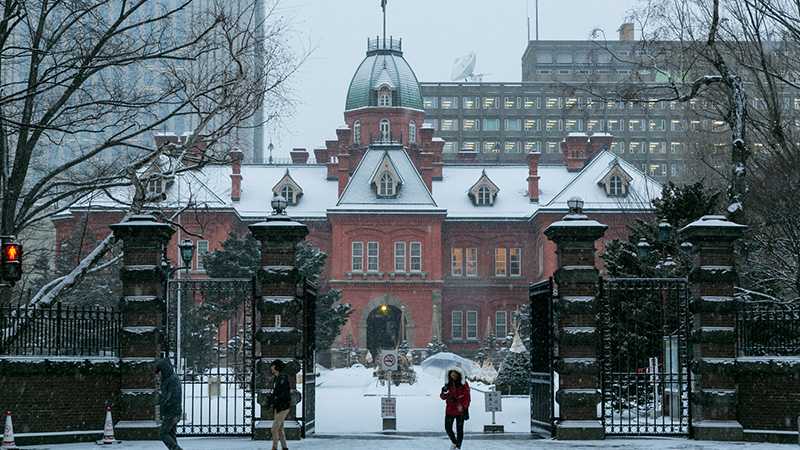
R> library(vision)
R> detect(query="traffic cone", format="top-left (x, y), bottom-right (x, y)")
top-left (97, 405), bottom-right (119, 445)
top-left (1, 411), bottom-right (18, 450)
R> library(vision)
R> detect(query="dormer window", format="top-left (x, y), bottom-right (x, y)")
top-left (379, 172), bottom-right (395, 197)
top-left (147, 178), bottom-right (164, 196)
top-left (409, 121), bottom-right (417, 144)
top-left (378, 87), bottom-right (392, 106)
top-left (380, 119), bottom-right (391, 142)
top-left (468, 170), bottom-right (500, 206)
top-left (354, 121), bottom-right (361, 145)
top-left (273, 169), bottom-right (303, 205)
top-left (598, 160), bottom-right (633, 197)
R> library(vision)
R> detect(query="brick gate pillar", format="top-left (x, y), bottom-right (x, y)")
top-left (679, 215), bottom-right (747, 441)
top-left (109, 214), bottom-right (175, 440)
top-left (544, 198), bottom-right (607, 440)
top-left (249, 197), bottom-right (309, 441)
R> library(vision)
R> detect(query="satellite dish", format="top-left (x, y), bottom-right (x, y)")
top-left (451, 52), bottom-right (477, 82)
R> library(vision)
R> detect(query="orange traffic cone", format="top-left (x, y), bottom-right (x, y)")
top-left (1, 411), bottom-right (18, 450)
top-left (96, 405), bottom-right (120, 445)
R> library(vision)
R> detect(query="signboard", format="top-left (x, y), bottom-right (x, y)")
top-left (381, 397), bottom-right (397, 418)
top-left (485, 390), bottom-right (502, 413)
top-left (379, 350), bottom-right (399, 372)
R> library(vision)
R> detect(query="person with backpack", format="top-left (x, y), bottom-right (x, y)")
top-left (440, 368), bottom-right (471, 449)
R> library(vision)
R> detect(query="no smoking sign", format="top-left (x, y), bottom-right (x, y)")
top-left (379, 351), bottom-right (399, 372)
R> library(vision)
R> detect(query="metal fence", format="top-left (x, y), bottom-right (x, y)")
top-left (0, 303), bottom-right (122, 357)
top-left (737, 301), bottom-right (800, 357)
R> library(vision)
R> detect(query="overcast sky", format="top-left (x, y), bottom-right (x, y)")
top-left (268, 0), bottom-right (639, 159)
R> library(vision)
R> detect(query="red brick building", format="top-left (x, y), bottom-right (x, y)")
top-left (54, 37), bottom-right (659, 355)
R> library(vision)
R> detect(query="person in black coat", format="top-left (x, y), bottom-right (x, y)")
top-left (155, 359), bottom-right (183, 450)
top-left (268, 360), bottom-right (291, 450)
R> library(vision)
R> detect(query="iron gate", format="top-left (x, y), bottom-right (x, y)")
top-left (600, 278), bottom-right (691, 435)
top-left (166, 278), bottom-right (255, 436)
top-left (301, 280), bottom-right (317, 437)
top-left (529, 278), bottom-right (555, 437)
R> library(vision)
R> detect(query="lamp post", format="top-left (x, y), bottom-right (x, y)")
top-left (658, 220), bottom-right (673, 243)
top-left (637, 237), bottom-right (651, 260)
top-left (176, 239), bottom-right (194, 373)
top-left (567, 196), bottom-right (585, 215)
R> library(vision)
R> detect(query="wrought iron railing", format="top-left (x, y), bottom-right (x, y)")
top-left (0, 303), bottom-right (122, 357)
top-left (737, 300), bottom-right (800, 357)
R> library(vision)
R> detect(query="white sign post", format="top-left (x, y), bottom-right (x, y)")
top-left (483, 386), bottom-right (504, 433)
top-left (379, 351), bottom-right (399, 431)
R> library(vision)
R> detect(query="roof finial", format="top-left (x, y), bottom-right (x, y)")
top-left (381, 0), bottom-right (388, 47)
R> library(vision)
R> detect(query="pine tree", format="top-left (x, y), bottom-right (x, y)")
top-left (426, 335), bottom-right (448, 355)
top-left (495, 330), bottom-right (531, 395)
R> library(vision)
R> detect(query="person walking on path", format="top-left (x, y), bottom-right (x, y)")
top-left (268, 359), bottom-right (292, 450)
top-left (155, 358), bottom-right (183, 450)
top-left (440, 368), bottom-right (471, 449)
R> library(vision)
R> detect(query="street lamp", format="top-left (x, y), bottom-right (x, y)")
top-left (637, 238), bottom-right (652, 259)
top-left (179, 239), bottom-right (194, 267)
top-left (271, 194), bottom-right (288, 215)
top-left (567, 196), bottom-right (584, 215)
top-left (658, 220), bottom-right (673, 243)
top-left (175, 239), bottom-right (194, 373)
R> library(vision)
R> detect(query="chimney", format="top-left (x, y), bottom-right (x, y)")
top-left (314, 148), bottom-right (329, 165)
top-left (420, 151), bottom-right (434, 193)
top-left (325, 140), bottom-right (339, 180)
top-left (589, 134), bottom-right (614, 157)
top-left (335, 127), bottom-right (353, 196)
top-left (562, 133), bottom-right (590, 172)
top-left (527, 151), bottom-right (541, 202)
top-left (457, 148), bottom-right (478, 163)
top-left (430, 137), bottom-right (445, 180)
top-left (619, 23), bottom-right (634, 41)
top-left (290, 148), bottom-right (309, 164)
top-left (229, 148), bottom-right (244, 202)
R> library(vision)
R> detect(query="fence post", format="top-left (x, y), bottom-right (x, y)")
top-left (679, 215), bottom-right (746, 441)
top-left (544, 200), bottom-right (607, 440)
top-left (249, 200), bottom-right (309, 441)
top-left (109, 214), bottom-right (175, 440)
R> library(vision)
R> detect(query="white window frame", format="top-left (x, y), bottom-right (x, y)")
top-left (409, 121), bottom-right (417, 144)
top-left (378, 88), bottom-right (392, 107)
top-left (510, 248), bottom-right (522, 277)
top-left (367, 241), bottom-right (379, 272)
top-left (466, 247), bottom-right (478, 277)
top-left (466, 311), bottom-right (478, 340)
top-left (353, 121), bottom-right (361, 144)
top-left (378, 172), bottom-right (395, 197)
top-left (495, 311), bottom-right (508, 339)
top-left (451, 248), bottom-right (464, 277)
top-left (394, 241), bottom-right (406, 273)
top-left (351, 241), bottom-right (364, 272)
top-left (609, 176), bottom-right (623, 196)
top-left (196, 240), bottom-right (209, 271)
top-left (477, 186), bottom-right (492, 206)
top-left (380, 119), bottom-right (391, 141)
top-left (281, 184), bottom-right (295, 205)
top-left (451, 311), bottom-right (463, 340)
top-left (410, 241), bottom-right (422, 272)
top-left (495, 247), bottom-right (508, 277)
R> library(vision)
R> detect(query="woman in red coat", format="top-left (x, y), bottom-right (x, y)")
top-left (440, 368), bottom-right (471, 449)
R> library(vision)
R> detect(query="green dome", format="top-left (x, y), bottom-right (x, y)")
top-left (345, 38), bottom-right (423, 111)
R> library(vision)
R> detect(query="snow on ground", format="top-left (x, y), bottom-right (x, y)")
top-left (27, 437), bottom-right (798, 450)
top-left (314, 365), bottom-right (530, 433)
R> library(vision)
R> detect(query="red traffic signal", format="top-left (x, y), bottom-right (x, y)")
top-left (1, 241), bottom-right (22, 283)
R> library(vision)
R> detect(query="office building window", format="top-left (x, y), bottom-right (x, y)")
top-left (483, 96), bottom-right (499, 109)
top-left (367, 241), bottom-right (379, 272)
top-left (463, 119), bottom-right (479, 131)
top-left (510, 248), bottom-right (521, 276)
top-left (505, 141), bottom-right (521, 153)
top-left (466, 311), bottom-right (478, 340)
top-left (504, 97), bottom-right (520, 109)
top-left (525, 141), bottom-right (541, 152)
top-left (565, 119), bottom-right (581, 132)
top-left (523, 97), bottom-right (540, 109)
top-left (443, 141), bottom-right (457, 153)
top-left (440, 96), bottom-right (458, 109)
top-left (451, 311), bottom-right (463, 340)
top-left (451, 248), bottom-right (463, 276)
top-left (671, 120), bottom-right (684, 132)
top-left (587, 119), bottom-right (603, 132)
top-left (495, 248), bottom-right (508, 277)
top-left (649, 119), bottom-right (666, 131)
top-left (423, 97), bottom-right (438, 109)
top-left (629, 119), bottom-right (645, 132)
top-left (463, 96), bottom-right (479, 109)
top-left (546, 141), bottom-right (559, 153)
top-left (196, 240), bottom-right (209, 271)
top-left (611, 142), bottom-right (624, 154)
top-left (524, 119), bottom-right (539, 131)
top-left (495, 311), bottom-right (508, 339)
top-left (629, 142), bottom-right (642, 154)
top-left (466, 248), bottom-right (478, 277)
top-left (440, 119), bottom-right (458, 131)
top-left (423, 119), bottom-right (438, 130)
top-left (545, 119), bottom-right (561, 132)
top-left (462, 141), bottom-right (478, 151)
top-left (649, 142), bottom-right (665, 153)
top-left (607, 119), bottom-right (622, 132)
top-left (565, 97), bottom-right (579, 108)
top-left (394, 242), bottom-right (406, 272)
top-left (483, 118), bottom-right (500, 131)
top-left (351, 242), bottom-right (363, 272)
top-left (545, 97), bottom-right (560, 109)
top-left (505, 118), bottom-right (522, 131)
top-left (483, 141), bottom-right (499, 153)
top-left (410, 241), bottom-right (422, 272)
top-left (670, 142), bottom-right (683, 153)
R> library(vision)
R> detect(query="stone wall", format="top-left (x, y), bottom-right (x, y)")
top-left (0, 359), bottom-right (120, 443)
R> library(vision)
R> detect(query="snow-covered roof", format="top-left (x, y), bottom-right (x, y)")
top-left (63, 148), bottom-right (660, 222)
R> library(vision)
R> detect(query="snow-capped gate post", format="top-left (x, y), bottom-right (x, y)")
top-left (109, 214), bottom-right (175, 440)
top-left (544, 197), bottom-right (607, 440)
top-left (250, 195), bottom-right (309, 441)
top-left (679, 215), bottom-right (747, 441)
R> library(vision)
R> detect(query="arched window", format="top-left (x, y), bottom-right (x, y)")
top-left (281, 185), bottom-right (295, 204)
top-left (379, 172), bottom-right (395, 197)
top-left (380, 119), bottom-right (391, 142)
top-left (353, 121), bottom-right (361, 145)
top-left (477, 186), bottom-right (492, 206)
top-left (409, 121), bottom-right (417, 144)
top-left (378, 87), bottom-right (392, 107)
top-left (609, 175), bottom-right (623, 196)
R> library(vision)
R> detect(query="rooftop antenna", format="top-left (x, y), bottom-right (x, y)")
top-left (526, 0), bottom-right (531, 42)
top-left (536, 0), bottom-right (540, 40)
top-left (381, 0), bottom-right (388, 47)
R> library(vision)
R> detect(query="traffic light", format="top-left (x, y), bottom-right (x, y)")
top-left (1, 239), bottom-right (22, 284)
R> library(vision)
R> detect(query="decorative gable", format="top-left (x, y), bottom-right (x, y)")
top-left (468, 170), bottom-right (500, 206)
top-left (598, 160), bottom-right (634, 197)
top-left (272, 169), bottom-right (303, 205)
top-left (369, 151), bottom-right (404, 198)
